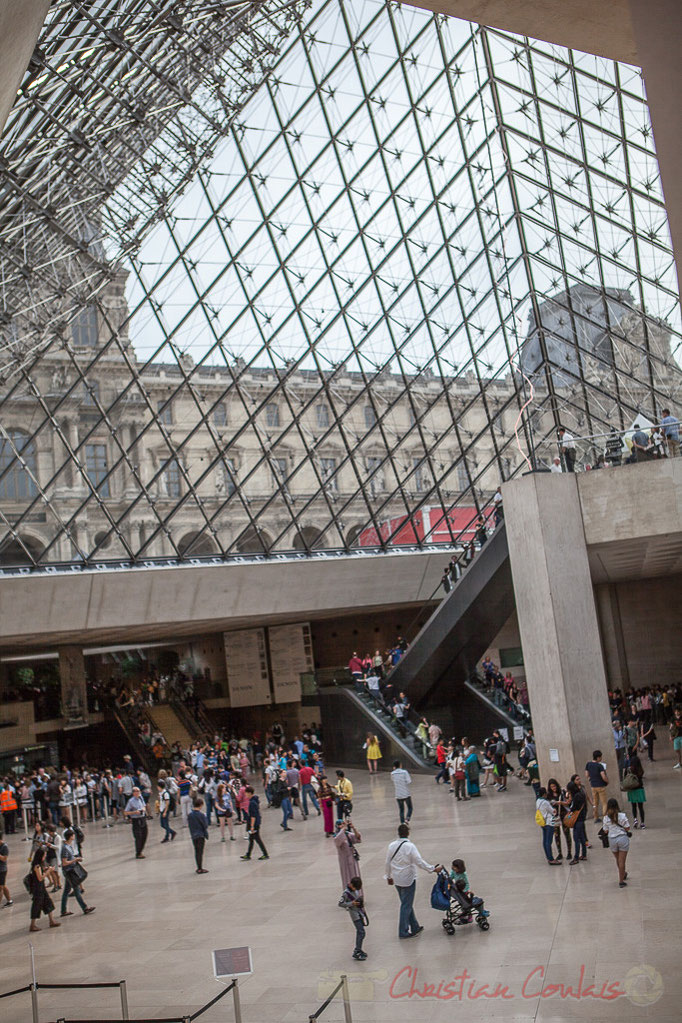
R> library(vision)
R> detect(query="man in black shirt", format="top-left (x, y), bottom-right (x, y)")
top-left (584, 751), bottom-right (608, 821)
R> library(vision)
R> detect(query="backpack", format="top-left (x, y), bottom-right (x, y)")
top-left (23, 872), bottom-right (33, 894)
top-left (430, 872), bottom-right (450, 911)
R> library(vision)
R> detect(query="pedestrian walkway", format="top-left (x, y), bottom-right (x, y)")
top-left (0, 752), bottom-right (679, 1022)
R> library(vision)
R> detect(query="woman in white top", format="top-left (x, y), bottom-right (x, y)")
top-left (450, 752), bottom-right (468, 801)
top-left (602, 798), bottom-right (631, 887)
top-left (536, 788), bottom-right (561, 865)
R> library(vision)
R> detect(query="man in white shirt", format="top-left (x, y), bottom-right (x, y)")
top-left (384, 824), bottom-right (440, 939)
top-left (549, 456), bottom-right (563, 473)
top-left (558, 427), bottom-right (576, 472)
top-left (390, 761), bottom-right (413, 824)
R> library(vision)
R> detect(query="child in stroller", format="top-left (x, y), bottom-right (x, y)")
top-left (433, 858), bottom-right (490, 935)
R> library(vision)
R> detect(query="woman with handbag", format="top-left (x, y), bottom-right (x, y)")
top-left (564, 780), bottom-right (588, 863)
top-left (602, 798), bottom-right (632, 887)
top-left (59, 828), bottom-right (96, 918)
top-left (623, 750), bottom-right (647, 829)
top-left (28, 848), bottom-right (60, 932)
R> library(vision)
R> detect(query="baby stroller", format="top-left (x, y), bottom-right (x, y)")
top-left (431, 870), bottom-right (490, 935)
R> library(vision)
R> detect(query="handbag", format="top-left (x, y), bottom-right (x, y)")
top-left (67, 862), bottom-right (88, 885)
top-left (620, 771), bottom-right (640, 791)
top-left (454, 770), bottom-right (465, 781)
top-left (597, 827), bottom-right (609, 849)
top-left (563, 809), bottom-right (580, 829)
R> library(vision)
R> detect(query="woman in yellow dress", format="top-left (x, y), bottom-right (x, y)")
top-left (364, 733), bottom-right (382, 773)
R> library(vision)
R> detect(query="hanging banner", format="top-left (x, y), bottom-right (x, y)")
top-left (224, 629), bottom-right (271, 707)
top-left (268, 622), bottom-right (314, 704)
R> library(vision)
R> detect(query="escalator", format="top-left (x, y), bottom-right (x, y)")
top-left (317, 683), bottom-right (434, 773)
top-left (388, 524), bottom-right (515, 708)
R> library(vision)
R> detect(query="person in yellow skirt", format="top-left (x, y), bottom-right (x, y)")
top-left (364, 733), bottom-right (382, 773)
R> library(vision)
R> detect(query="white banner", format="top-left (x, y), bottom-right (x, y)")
top-left (224, 629), bottom-right (271, 707)
top-left (268, 622), bottom-right (314, 704)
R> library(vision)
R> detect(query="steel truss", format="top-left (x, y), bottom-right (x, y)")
top-left (0, 0), bottom-right (680, 570)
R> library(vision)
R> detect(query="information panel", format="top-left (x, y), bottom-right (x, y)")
top-left (224, 628), bottom-right (271, 707)
top-left (268, 622), bottom-right (314, 704)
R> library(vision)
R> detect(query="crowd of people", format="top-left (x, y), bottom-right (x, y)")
top-left (551, 411), bottom-right (679, 473)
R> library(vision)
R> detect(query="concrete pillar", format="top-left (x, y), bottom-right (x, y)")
top-left (503, 472), bottom-right (616, 796)
top-left (58, 645), bottom-right (88, 724)
top-left (628, 0), bottom-right (682, 294)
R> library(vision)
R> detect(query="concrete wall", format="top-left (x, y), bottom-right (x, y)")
top-left (480, 610), bottom-right (526, 681)
top-left (0, 549), bottom-right (444, 651)
top-left (596, 576), bottom-right (682, 689)
top-left (0, 0), bottom-right (50, 137)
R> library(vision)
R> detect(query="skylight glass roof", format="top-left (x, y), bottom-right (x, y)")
top-left (0, 0), bottom-right (679, 568)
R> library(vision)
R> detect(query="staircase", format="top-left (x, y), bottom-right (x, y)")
top-left (150, 703), bottom-right (195, 749)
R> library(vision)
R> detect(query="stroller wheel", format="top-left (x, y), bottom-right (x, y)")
top-left (478, 919), bottom-right (490, 931)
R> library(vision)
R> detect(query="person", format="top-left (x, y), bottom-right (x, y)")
top-left (464, 745), bottom-right (482, 797)
top-left (624, 749), bottom-right (646, 829)
top-left (603, 798), bottom-right (631, 887)
top-left (428, 721), bottom-right (442, 747)
top-left (0, 781), bottom-right (17, 834)
top-left (334, 818), bottom-right (362, 895)
top-left (341, 877), bottom-right (368, 961)
top-left (535, 788), bottom-right (561, 865)
top-left (390, 761), bottom-right (413, 823)
top-left (565, 780), bottom-right (587, 864)
top-left (215, 782), bottom-right (235, 842)
top-left (434, 742), bottom-right (448, 784)
top-left (660, 408), bottom-right (680, 458)
top-left (547, 778), bottom-right (571, 861)
top-left (584, 751), bottom-right (609, 821)
top-left (272, 771), bottom-right (293, 831)
top-left (492, 736), bottom-right (508, 792)
top-left (318, 774), bottom-right (336, 838)
top-left (613, 720), bottom-right (627, 780)
top-left (363, 733), bottom-right (382, 773)
top-left (558, 426), bottom-right (576, 472)
top-left (550, 456), bottom-right (563, 473)
top-left (241, 786), bottom-right (268, 860)
top-left (188, 797), bottom-right (209, 874)
top-left (60, 828), bottom-right (96, 918)
top-left (348, 652), bottom-right (363, 680)
top-left (28, 847), bottom-right (60, 932)
top-left (299, 762), bottom-right (321, 817)
top-left (0, 836), bottom-right (12, 907)
top-left (177, 770), bottom-right (193, 827)
top-left (384, 823), bottom-right (440, 939)
top-left (334, 770), bottom-right (353, 818)
top-left (451, 750), bottom-right (468, 801)
top-left (640, 719), bottom-right (656, 762)
top-left (157, 779), bottom-right (177, 844)
top-left (124, 786), bottom-right (148, 859)
top-left (441, 566), bottom-right (452, 594)
top-left (631, 423), bottom-right (652, 461)
top-left (493, 485), bottom-right (503, 524)
top-left (669, 709), bottom-right (682, 768)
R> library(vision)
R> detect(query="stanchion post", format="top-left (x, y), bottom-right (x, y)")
top-left (74, 798), bottom-right (81, 829)
top-left (90, 793), bottom-right (96, 823)
top-left (22, 806), bottom-right (31, 841)
top-left (341, 974), bottom-right (352, 1023)
top-left (119, 979), bottom-right (129, 1020)
top-left (30, 982), bottom-right (39, 1023)
top-left (232, 979), bottom-right (242, 1023)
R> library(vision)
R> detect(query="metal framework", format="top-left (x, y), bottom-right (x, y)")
top-left (0, 0), bottom-right (680, 569)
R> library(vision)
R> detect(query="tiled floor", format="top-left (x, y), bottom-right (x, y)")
top-left (0, 751), bottom-right (680, 1022)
